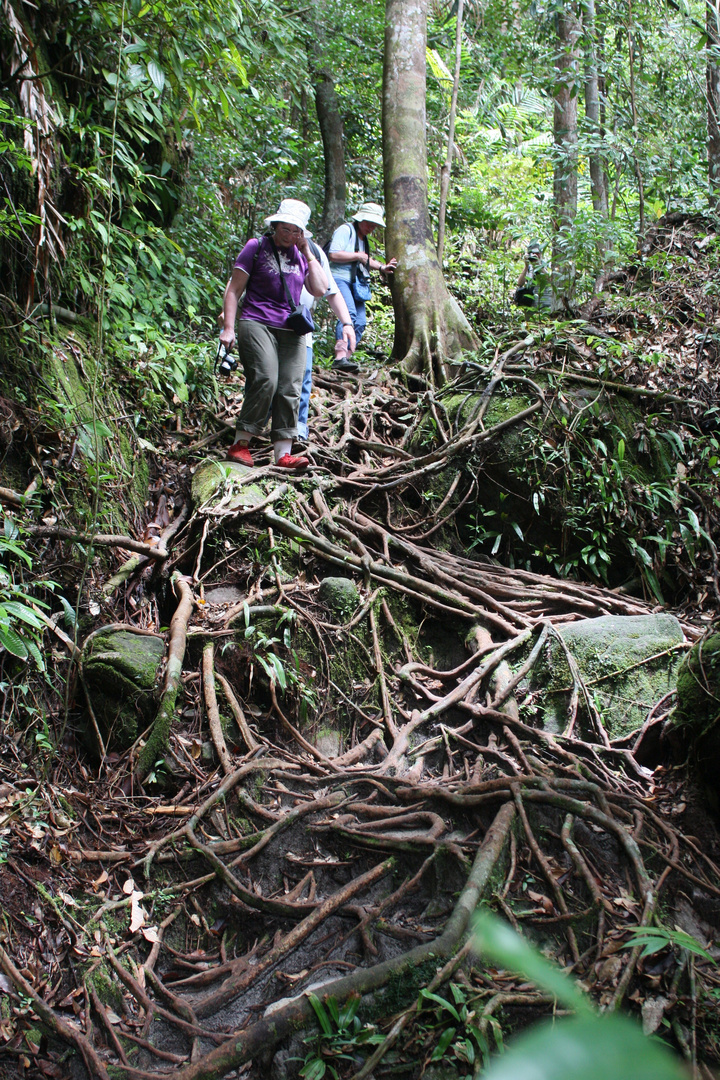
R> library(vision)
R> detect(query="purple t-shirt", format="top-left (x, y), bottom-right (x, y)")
top-left (234, 236), bottom-right (308, 328)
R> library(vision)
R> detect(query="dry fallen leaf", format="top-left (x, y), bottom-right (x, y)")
top-left (642, 995), bottom-right (670, 1035)
top-left (595, 954), bottom-right (623, 984)
top-left (129, 891), bottom-right (146, 933)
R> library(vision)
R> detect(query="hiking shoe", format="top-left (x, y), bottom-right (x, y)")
top-left (227, 442), bottom-right (253, 466)
top-left (332, 358), bottom-right (359, 374)
top-left (276, 453), bottom-right (309, 471)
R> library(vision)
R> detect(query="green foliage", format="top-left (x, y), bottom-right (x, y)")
top-left (0, 519), bottom-right (52, 669)
top-left (463, 386), bottom-right (718, 602)
top-left (415, 981), bottom-right (502, 1074)
top-left (298, 993), bottom-right (383, 1080)
top-left (482, 1013), bottom-right (687, 1080)
top-left (473, 910), bottom-right (686, 1080)
top-left (624, 925), bottom-right (715, 962)
top-left (474, 910), bottom-right (592, 1015)
top-left (240, 604), bottom-right (318, 721)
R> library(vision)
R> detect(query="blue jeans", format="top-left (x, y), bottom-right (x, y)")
top-left (334, 279), bottom-right (367, 345)
top-left (297, 344), bottom-right (313, 440)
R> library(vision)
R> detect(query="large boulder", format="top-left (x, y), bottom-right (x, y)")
top-left (536, 613), bottom-right (685, 738)
top-left (82, 629), bottom-right (166, 750)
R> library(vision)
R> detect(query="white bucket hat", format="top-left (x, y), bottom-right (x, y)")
top-left (352, 201), bottom-right (386, 227)
top-left (265, 199), bottom-right (312, 233)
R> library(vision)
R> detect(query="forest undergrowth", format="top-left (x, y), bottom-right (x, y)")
top-left (0, 213), bottom-right (719, 1080)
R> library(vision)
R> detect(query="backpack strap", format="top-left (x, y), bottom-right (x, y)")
top-left (350, 223), bottom-right (370, 285)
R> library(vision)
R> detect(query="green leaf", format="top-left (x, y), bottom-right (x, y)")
top-left (0, 624), bottom-right (29, 658)
top-left (624, 926), bottom-right (714, 961)
top-left (481, 1014), bottom-right (686, 1080)
top-left (418, 990), bottom-right (462, 1022)
top-left (430, 1026), bottom-right (457, 1061)
top-left (472, 911), bottom-right (592, 1015)
top-left (26, 640), bottom-right (45, 671)
top-left (2, 601), bottom-right (44, 629)
top-left (300, 1059), bottom-right (326, 1080)
top-left (270, 653), bottom-right (287, 692)
top-left (307, 994), bottom-right (333, 1037)
top-left (147, 61), bottom-right (166, 92)
top-left (59, 596), bottom-right (77, 629)
top-left (685, 508), bottom-right (701, 537)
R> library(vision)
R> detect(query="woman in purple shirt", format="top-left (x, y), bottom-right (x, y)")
top-left (220, 199), bottom-right (327, 470)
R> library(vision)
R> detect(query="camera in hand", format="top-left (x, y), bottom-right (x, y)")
top-left (216, 341), bottom-right (237, 375)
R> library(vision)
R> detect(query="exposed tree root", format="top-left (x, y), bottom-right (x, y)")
top-left (2, 329), bottom-right (718, 1080)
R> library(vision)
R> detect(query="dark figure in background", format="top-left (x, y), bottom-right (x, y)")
top-left (514, 241), bottom-right (552, 311)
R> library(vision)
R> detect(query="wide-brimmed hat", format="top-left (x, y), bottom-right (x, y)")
top-left (352, 201), bottom-right (385, 227)
top-left (265, 199), bottom-right (312, 233)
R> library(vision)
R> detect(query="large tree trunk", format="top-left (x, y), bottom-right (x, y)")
top-left (437, 0), bottom-right (464, 264)
top-left (382, 0), bottom-right (478, 386)
top-left (552, 2), bottom-right (581, 306)
top-left (314, 72), bottom-right (347, 243)
top-left (583, 0), bottom-right (608, 219)
top-left (708, 0), bottom-right (720, 206)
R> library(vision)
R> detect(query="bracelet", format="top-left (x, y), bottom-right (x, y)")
top-left (342, 323), bottom-right (352, 327)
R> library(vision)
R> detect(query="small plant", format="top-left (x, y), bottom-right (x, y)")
top-left (624, 925), bottom-right (715, 962)
top-left (416, 982), bottom-right (498, 1074)
top-left (0, 519), bottom-right (53, 668)
top-left (298, 993), bottom-right (383, 1080)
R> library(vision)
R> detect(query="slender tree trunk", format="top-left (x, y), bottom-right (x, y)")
top-left (308, 0), bottom-right (347, 243)
top-left (437, 0), bottom-right (464, 263)
top-left (314, 72), bottom-right (347, 243)
top-left (627, 0), bottom-right (645, 238)
top-left (552, 2), bottom-right (581, 305)
top-left (583, 0), bottom-right (608, 218)
top-left (708, 0), bottom-right (720, 206)
top-left (383, 0), bottom-right (478, 385)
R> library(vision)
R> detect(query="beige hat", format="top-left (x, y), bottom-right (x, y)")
top-left (265, 199), bottom-right (312, 232)
top-left (352, 201), bottom-right (386, 227)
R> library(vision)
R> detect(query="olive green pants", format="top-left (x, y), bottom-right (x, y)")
top-left (236, 319), bottom-right (306, 441)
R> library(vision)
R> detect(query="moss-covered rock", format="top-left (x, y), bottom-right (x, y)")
top-left (535, 613), bottom-right (685, 738)
top-left (318, 576), bottom-right (360, 616)
top-left (670, 630), bottom-right (720, 809)
top-left (191, 458), bottom-right (266, 510)
top-left (82, 629), bottom-right (166, 750)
